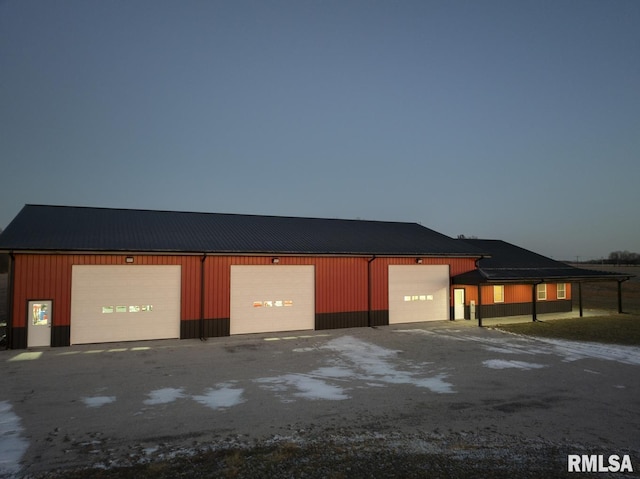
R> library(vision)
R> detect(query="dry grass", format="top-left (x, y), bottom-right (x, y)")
top-left (495, 265), bottom-right (640, 345)
top-left (570, 264), bottom-right (640, 314)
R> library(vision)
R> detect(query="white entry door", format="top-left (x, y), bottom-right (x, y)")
top-left (230, 265), bottom-right (315, 335)
top-left (388, 265), bottom-right (450, 324)
top-left (454, 288), bottom-right (465, 320)
top-left (27, 300), bottom-right (52, 347)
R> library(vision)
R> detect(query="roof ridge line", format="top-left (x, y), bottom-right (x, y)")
top-left (22, 204), bottom-right (423, 226)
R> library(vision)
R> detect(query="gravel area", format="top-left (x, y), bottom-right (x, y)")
top-left (24, 429), bottom-right (639, 478)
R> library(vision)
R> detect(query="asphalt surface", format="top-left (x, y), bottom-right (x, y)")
top-left (2, 321), bottom-right (640, 477)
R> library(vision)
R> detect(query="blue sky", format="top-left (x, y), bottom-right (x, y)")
top-left (1, 0), bottom-right (638, 261)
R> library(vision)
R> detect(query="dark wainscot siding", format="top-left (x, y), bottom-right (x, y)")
top-left (315, 311), bottom-right (368, 330)
top-left (478, 300), bottom-right (572, 319)
top-left (181, 318), bottom-right (230, 339)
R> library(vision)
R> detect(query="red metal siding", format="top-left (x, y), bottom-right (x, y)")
top-left (203, 256), bottom-right (369, 319)
top-left (11, 253), bottom-right (479, 330)
top-left (506, 284), bottom-right (532, 304)
top-left (203, 256), bottom-right (476, 319)
top-left (458, 282), bottom-right (572, 307)
top-left (11, 254), bottom-right (201, 328)
top-left (315, 257), bottom-right (367, 314)
top-left (12, 255), bottom-right (72, 328)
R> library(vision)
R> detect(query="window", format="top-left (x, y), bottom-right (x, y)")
top-left (102, 305), bottom-right (153, 313)
top-left (403, 294), bottom-right (432, 302)
top-left (493, 285), bottom-right (504, 303)
top-left (557, 283), bottom-right (566, 299)
top-left (537, 284), bottom-right (547, 301)
top-left (30, 301), bottom-right (52, 326)
top-left (253, 300), bottom-right (293, 308)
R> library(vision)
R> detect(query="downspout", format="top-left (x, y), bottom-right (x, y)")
top-left (474, 257), bottom-right (485, 327)
top-left (200, 253), bottom-right (207, 341)
top-left (4, 252), bottom-right (14, 349)
top-left (367, 255), bottom-right (376, 327)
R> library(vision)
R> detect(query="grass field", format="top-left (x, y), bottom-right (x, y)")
top-left (496, 265), bottom-right (640, 345)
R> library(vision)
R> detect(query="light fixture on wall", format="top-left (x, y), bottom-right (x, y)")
top-left (416, 258), bottom-right (423, 264)
top-left (272, 258), bottom-right (280, 264)
top-left (125, 256), bottom-right (134, 263)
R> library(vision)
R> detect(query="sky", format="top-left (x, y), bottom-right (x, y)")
top-left (1, 0), bottom-right (638, 261)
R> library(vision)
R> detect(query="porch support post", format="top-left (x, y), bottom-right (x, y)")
top-left (532, 283), bottom-right (538, 322)
top-left (477, 284), bottom-right (482, 327)
top-left (578, 282), bottom-right (583, 317)
top-left (618, 280), bottom-right (624, 314)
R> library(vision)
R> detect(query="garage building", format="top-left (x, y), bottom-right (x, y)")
top-left (0, 205), bottom-right (483, 349)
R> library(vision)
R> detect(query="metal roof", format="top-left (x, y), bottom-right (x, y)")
top-left (0, 205), bottom-right (485, 256)
top-left (452, 239), bottom-right (632, 283)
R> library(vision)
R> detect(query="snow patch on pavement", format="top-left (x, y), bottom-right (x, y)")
top-left (0, 401), bottom-right (29, 478)
top-left (256, 374), bottom-right (350, 401)
top-left (144, 388), bottom-right (186, 405)
top-left (256, 336), bottom-right (455, 402)
top-left (192, 383), bottom-right (245, 410)
top-left (323, 336), bottom-right (455, 394)
top-left (395, 328), bottom-right (640, 366)
top-left (483, 359), bottom-right (547, 370)
top-left (82, 396), bottom-right (116, 408)
top-left (534, 338), bottom-right (640, 366)
top-left (409, 374), bottom-right (457, 393)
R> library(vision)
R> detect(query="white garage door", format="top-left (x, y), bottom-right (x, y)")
top-left (70, 265), bottom-right (181, 344)
top-left (230, 265), bottom-right (315, 335)
top-left (388, 265), bottom-right (450, 324)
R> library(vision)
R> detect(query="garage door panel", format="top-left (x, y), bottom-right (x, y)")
top-left (71, 265), bottom-right (181, 344)
top-left (389, 265), bottom-right (449, 324)
top-left (230, 265), bottom-right (314, 335)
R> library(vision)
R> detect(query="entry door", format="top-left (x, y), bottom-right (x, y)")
top-left (454, 289), bottom-right (465, 320)
top-left (27, 300), bottom-right (52, 347)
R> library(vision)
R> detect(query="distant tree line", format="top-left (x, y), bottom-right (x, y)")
top-left (584, 251), bottom-right (640, 265)
top-left (607, 251), bottom-right (640, 265)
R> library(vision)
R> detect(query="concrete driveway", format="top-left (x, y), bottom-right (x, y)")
top-left (2, 321), bottom-right (640, 477)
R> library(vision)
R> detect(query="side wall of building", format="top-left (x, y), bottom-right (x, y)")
top-left (189, 255), bottom-right (478, 335)
top-left (453, 283), bottom-right (573, 319)
top-left (10, 254), bottom-right (202, 348)
top-left (8, 253), bottom-right (478, 348)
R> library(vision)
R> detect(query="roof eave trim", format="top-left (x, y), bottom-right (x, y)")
top-left (3, 248), bottom-right (485, 258)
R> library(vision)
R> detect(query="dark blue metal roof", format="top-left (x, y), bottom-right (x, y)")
top-left (453, 239), bottom-right (631, 283)
top-left (0, 205), bottom-right (484, 256)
